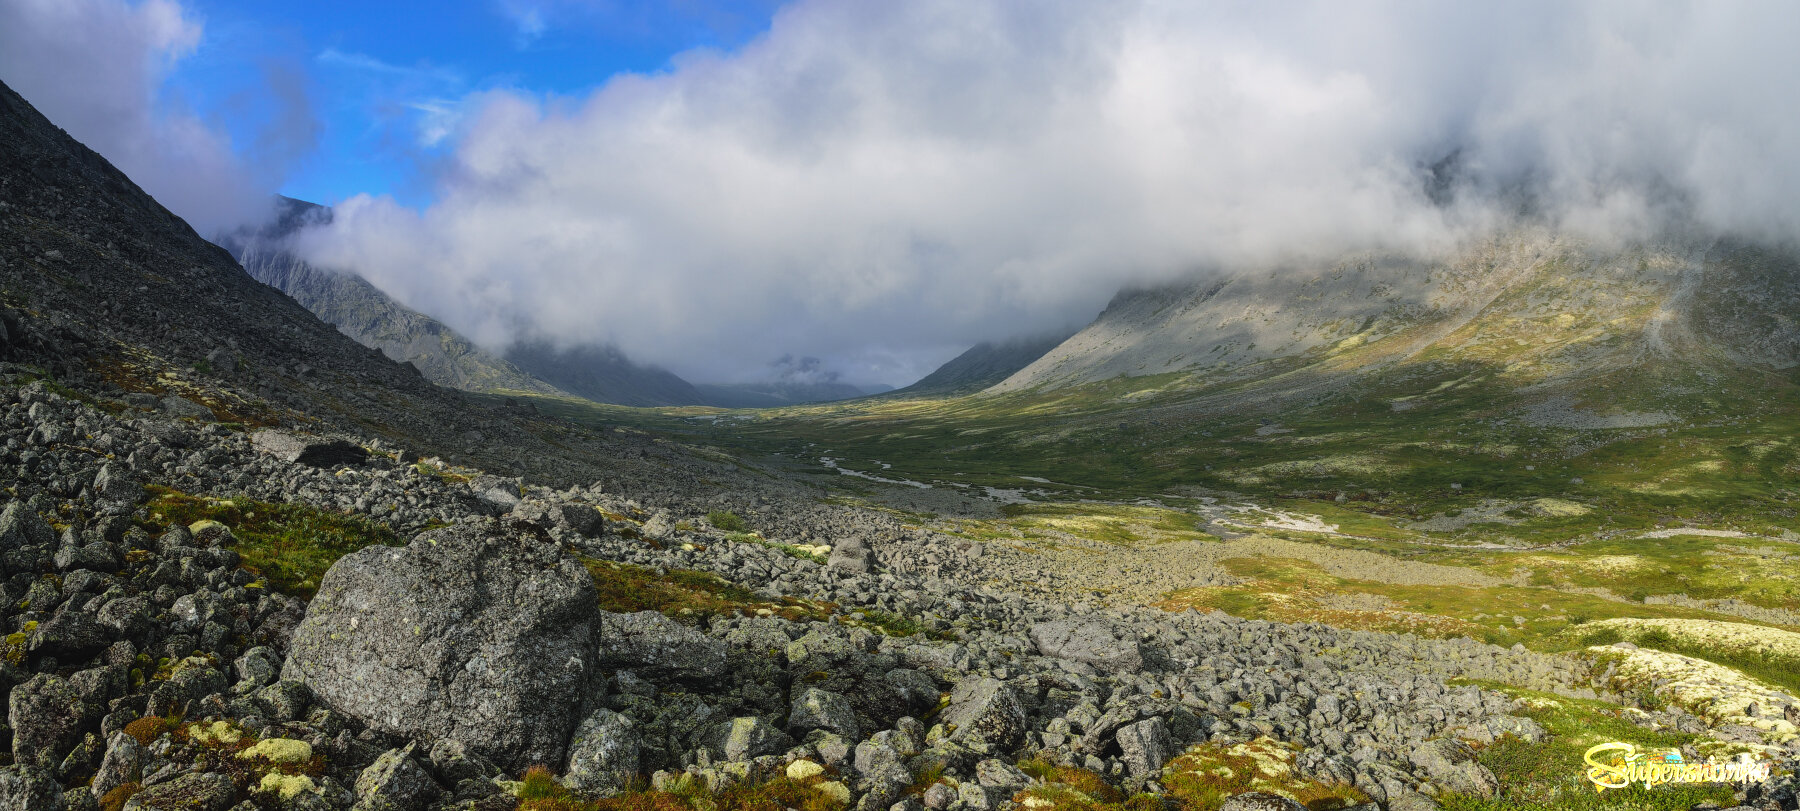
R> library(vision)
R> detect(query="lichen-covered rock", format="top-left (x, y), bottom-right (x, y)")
top-left (123, 772), bottom-right (237, 811)
top-left (596, 611), bottom-right (727, 680)
top-left (562, 709), bottom-right (640, 796)
top-left (705, 717), bottom-right (792, 763)
top-left (788, 688), bottom-right (860, 741)
top-left (941, 678), bottom-right (1027, 749)
top-left (1028, 621), bottom-right (1144, 674)
top-left (0, 765), bottom-right (62, 811)
top-left (1116, 717), bottom-right (1172, 778)
top-left (282, 520), bottom-right (602, 771)
top-left (9, 674), bottom-right (99, 769)
top-left (353, 744), bottom-right (440, 811)
top-left (1218, 793), bottom-right (1307, 811)
top-left (89, 732), bottom-right (144, 800)
top-left (1407, 739), bottom-right (1496, 798)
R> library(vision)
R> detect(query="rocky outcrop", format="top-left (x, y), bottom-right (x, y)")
top-left (282, 520), bottom-right (603, 771)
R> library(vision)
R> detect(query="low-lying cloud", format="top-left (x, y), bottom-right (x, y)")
top-left (0, 0), bottom-right (315, 235)
top-left (42, 0), bottom-right (1795, 387)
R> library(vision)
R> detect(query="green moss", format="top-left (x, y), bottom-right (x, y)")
top-left (707, 511), bottom-right (749, 532)
top-left (143, 487), bottom-right (400, 597)
top-left (581, 558), bottom-right (834, 624)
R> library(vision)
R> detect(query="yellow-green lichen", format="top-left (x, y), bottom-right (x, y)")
top-left (257, 773), bottom-right (319, 800)
top-left (238, 738), bottom-right (312, 764)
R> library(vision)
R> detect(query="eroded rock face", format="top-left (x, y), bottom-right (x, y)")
top-left (282, 519), bottom-right (603, 771)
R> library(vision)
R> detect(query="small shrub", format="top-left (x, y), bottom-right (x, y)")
top-left (707, 511), bottom-right (748, 532)
top-left (1580, 627), bottom-right (1623, 646)
top-left (1636, 628), bottom-right (1676, 649)
top-left (98, 783), bottom-right (140, 811)
top-left (124, 716), bottom-right (180, 746)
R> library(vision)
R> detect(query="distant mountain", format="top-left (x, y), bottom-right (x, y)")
top-left (693, 381), bottom-right (878, 408)
top-left (221, 198), bottom-right (564, 396)
top-left (893, 331), bottom-right (1073, 397)
top-left (991, 231), bottom-right (1800, 405)
top-left (504, 341), bottom-right (712, 408)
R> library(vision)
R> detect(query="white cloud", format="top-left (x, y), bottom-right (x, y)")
top-left (286, 1), bottom-right (1800, 385)
top-left (0, 0), bottom-right (293, 234)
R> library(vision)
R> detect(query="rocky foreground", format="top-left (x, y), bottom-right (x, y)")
top-left (3, 377), bottom-right (1798, 811)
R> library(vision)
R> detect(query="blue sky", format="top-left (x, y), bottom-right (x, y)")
top-left (170, 0), bottom-right (782, 207)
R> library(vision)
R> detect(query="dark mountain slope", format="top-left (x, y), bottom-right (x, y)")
top-left (503, 341), bottom-right (712, 407)
top-left (893, 331), bottom-right (1073, 397)
top-left (0, 78), bottom-right (610, 482)
top-left (222, 198), bottom-right (564, 397)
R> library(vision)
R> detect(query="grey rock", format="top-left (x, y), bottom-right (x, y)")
top-left (424, 739), bottom-right (500, 786)
top-left (789, 688), bottom-right (861, 741)
top-left (91, 464), bottom-right (142, 514)
top-left (0, 765), bottom-right (62, 811)
top-left (922, 782), bottom-right (956, 811)
top-left (563, 709), bottom-right (640, 796)
top-left (9, 674), bottom-right (98, 769)
top-left (469, 477), bottom-right (521, 514)
top-left (973, 760), bottom-right (1029, 790)
top-left (354, 744), bottom-right (441, 811)
top-left (827, 542), bottom-right (873, 575)
top-left (706, 717), bottom-right (792, 763)
top-left (1116, 717), bottom-right (1172, 778)
top-left (124, 772), bottom-right (236, 811)
top-left (942, 678), bottom-right (1028, 749)
top-left (282, 520), bottom-right (602, 771)
top-left (251, 430), bottom-right (369, 467)
top-left (158, 397), bottom-right (214, 421)
top-left (596, 611), bottom-right (727, 680)
top-left (1408, 739), bottom-right (1496, 798)
top-left (252, 680), bottom-right (312, 723)
top-left (233, 647), bottom-right (282, 690)
top-left (1218, 793), bottom-right (1306, 811)
top-left (1028, 621), bottom-right (1144, 674)
top-left (90, 733), bottom-right (144, 800)
top-left (1385, 793), bottom-right (1442, 811)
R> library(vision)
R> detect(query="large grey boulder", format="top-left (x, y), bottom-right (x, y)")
top-left (596, 611), bottom-right (727, 680)
top-left (283, 520), bottom-right (603, 771)
top-left (941, 678), bottom-right (1028, 749)
top-left (1028, 621), bottom-right (1144, 674)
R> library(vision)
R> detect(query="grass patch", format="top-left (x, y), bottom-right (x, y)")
top-left (1437, 681), bottom-right (1736, 811)
top-left (581, 558), bottom-right (833, 624)
top-left (852, 609), bottom-right (957, 642)
top-left (707, 511), bottom-right (749, 532)
top-left (142, 487), bottom-right (400, 598)
top-left (1558, 618), bottom-right (1800, 696)
top-left (1160, 738), bottom-right (1369, 810)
